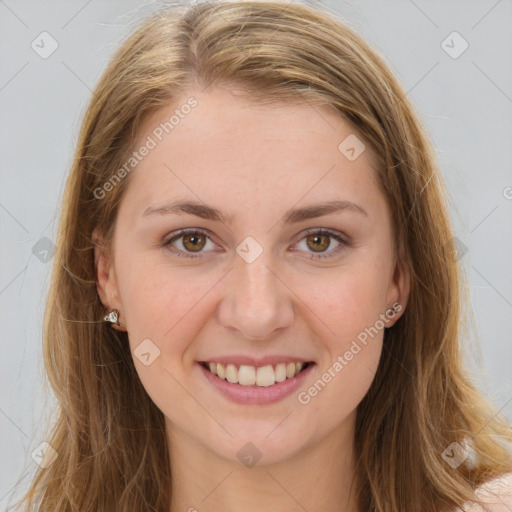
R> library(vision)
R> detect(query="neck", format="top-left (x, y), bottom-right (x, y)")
top-left (166, 413), bottom-right (361, 512)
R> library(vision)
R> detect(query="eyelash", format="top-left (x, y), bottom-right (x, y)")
top-left (162, 228), bottom-right (350, 261)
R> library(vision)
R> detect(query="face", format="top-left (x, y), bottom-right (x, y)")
top-left (95, 85), bottom-right (409, 466)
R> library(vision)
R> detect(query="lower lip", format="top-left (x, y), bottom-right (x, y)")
top-left (198, 363), bottom-right (315, 405)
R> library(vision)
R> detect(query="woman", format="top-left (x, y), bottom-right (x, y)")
top-left (13, 1), bottom-right (512, 511)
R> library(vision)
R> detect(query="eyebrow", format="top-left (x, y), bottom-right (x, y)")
top-left (142, 199), bottom-right (368, 225)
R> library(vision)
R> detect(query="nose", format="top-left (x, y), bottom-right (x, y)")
top-left (216, 251), bottom-right (295, 341)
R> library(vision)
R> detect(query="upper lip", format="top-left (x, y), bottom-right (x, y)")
top-left (198, 355), bottom-right (314, 367)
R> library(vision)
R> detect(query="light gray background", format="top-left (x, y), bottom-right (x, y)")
top-left (1, 0), bottom-right (511, 507)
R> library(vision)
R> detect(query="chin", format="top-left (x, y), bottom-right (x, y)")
top-left (207, 421), bottom-right (312, 467)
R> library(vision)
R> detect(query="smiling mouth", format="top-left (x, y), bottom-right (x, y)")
top-left (199, 361), bottom-right (313, 387)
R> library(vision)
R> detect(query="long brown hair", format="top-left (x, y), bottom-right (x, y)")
top-left (11, 1), bottom-right (512, 511)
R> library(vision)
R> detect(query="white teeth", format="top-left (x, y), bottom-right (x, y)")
top-left (256, 365), bottom-right (275, 387)
top-left (238, 364), bottom-right (256, 386)
top-left (225, 364), bottom-right (238, 383)
top-left (204, 361), bottom-right (309, 387)
top-left (275, 363), bottom-right (287, 382)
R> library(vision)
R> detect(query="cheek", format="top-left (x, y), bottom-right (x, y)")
top-left (116, 254), bottom-right (222, 361)
top-left (290, 257), bottom-right (389, 410)
top-left (295, 261), bottom-right (390, 348)
top-left (115, 260), bottom-right (214, 415)
top-left (301, 339), bottom-right (382, 436)
top-left (296, 268), bottom-right (386, 420)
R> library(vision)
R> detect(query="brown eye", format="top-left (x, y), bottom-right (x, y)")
top-left (163, 228), bottom-right (215, 259)
top-left (164, 228), bottom-right (349, 261)
top-left (305, 233), bottom-right (331, 253)
top-left (294, 229), bottom-right (349, 260)
top-left (182, 232), bottom-right (206, 252)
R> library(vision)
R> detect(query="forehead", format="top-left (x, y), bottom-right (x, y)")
top-left (120, 87), bottom-right (384, 221)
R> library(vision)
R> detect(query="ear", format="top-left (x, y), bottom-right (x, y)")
top-left (92, 227), bottom-right (121, 312)
top-left (385, 240), bottom-right (411, 328)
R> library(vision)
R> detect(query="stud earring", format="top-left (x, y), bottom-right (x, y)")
top-left (103, 309), bottom-right (125, 331)
top-left (385, 303), bottom-right (400, 317)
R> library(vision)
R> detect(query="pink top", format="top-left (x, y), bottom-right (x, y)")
top-left (461, 472), bottom-right (512, 511)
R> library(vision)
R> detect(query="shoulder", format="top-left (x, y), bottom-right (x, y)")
top-left (461, 472), bottom-right (512, 511)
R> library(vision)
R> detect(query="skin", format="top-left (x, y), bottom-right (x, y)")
top-left (95, 85), bottom-right (410, 512)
